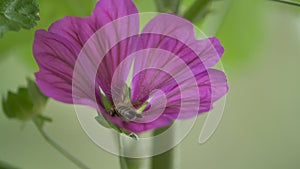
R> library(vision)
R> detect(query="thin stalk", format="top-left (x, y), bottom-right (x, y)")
top-left (154, 0), bottom-right (181, 14)
top-left (33, 121), bottom-right (90, 169)
top-left (151, 147), bottom-right (178, 169)
top-left (151, 127), bottom-right (179, 169)
top-left (213, 0), bottom-right (233, 36)
top-left (269, 0), bottom-right (300, 7)
top-left (183, 0), bottom-right (212, 23)
top-left (119, 156), bottom-right (143, 169)
top-left (118, 134), bottom-right (144, 169)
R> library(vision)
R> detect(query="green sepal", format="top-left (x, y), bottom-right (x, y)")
top-left (98, 87), bottom-right (112, 112)
top-left (2, 88), bottom-right (34, 120)
top-left (2, 78), bottom-right (50, 125)
top-left (123, 84), bottom-right (132, 103)
top-left (96, 85), bottom-right (138, 140)
top-left (33, 114), bottom-right (52, 129)
top-left (95, 114), bottom-right (111, 129)
top-left (95, 113), bottom-right (139, 141)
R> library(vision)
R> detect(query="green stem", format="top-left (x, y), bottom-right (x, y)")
top-left (33, 121), bottom-right (90, 169)
top-left (211, 0), bottom-right (233, 36)
top-left (151, 147), bottom-right (178, 169)
top-left (183, 0), bottom-right (212, 23)
top-left (119, 156), bottom-right (143, 169)
top-left (269, 0), bottom-right (300, 7)
top-left (154, 0), bottom-right (181, 14)
top-left (118, 134), bottom-right (145, 169)
top-left (151, 127), bottom-right (179, 169)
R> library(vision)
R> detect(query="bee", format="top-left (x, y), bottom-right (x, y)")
top-left (109, 103), bottom-right (143, 122)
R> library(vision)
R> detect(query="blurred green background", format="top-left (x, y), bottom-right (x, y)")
top-left (1, 0), bottom-right (300, 168)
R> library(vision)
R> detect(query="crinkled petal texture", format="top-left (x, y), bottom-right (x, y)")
top-left (33, 0), bottom-right (228, 133)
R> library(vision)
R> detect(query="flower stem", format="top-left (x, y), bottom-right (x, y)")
top-left (151, 127), bottom-right (180, 169)
top-left (119, 156), bottom-right (143, 169)
top-left (33, 121), bottom-right (90, 169)
top-left (183, 0), bottom-right (212, 23)
top-left (118, 134), bottom-right (145, 169)
top-left (151, 148), bottom-right (178, 169)
top-left (269, 0), bottom-right (300, 7)
top-left (154, 0), bottom-right (181, 14)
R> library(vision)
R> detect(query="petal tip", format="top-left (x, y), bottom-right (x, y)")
top-left (209, 37), bottom-right (225, 58)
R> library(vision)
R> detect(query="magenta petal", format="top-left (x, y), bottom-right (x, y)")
top-left (35, 70), bottom-right (72, 103)
top-left (208, 37), bottom-right (224, 59)
top-left (72, 0), bottom-right (140, 99)
top-left (48, 0), bottom-right (139, 47)
top-left (206, 69), bottom-right (229, 102)
top-left (33, 30), bottom-right (79, 66)
top-left (95, 36), bottom-right (141, 99)
top-left (75, 0), bottom-right (139, 44)
top-left (124, 116), bottom-right (172, 133)
top-left (33, 30), bottom-right (79, 103)
top-left (142, 14), bottom-right (224, 68)
top-left (91, 0), bottom-right (138, 29)
top-left (129, 42), bottom-right (228, 121)
top-left (153, 68), bottom-right (228, 121)
top-left (48, 16), bottom-right (87, 48)
top-left (131, 33), bottom-right (206, 102)
top-left (33, 30), bottom-right (95, 105)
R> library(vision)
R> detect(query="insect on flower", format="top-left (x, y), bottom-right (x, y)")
top-left (108, 103), bottom-right (143, 122)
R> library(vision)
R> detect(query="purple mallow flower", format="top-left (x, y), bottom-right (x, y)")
top-left (33, 0), bottom-right (228, 133)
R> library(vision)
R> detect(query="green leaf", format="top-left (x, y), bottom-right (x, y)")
top-left (0, 161), bottom-right (19, 169)
top-left (0, 0), bottom-right (94, 65)
top-left (2, 78), bottom-right (49, 123)
top-left (2, 88), bottom-right (34, 120)
top-left (183, 0), bottom-right (212, 23)
top-left (154, 0), bottom-right (181, 14)
top-left (27, 78), bottom-right (48, 114)
top-left (0, 0), bottom-right (40, 38)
